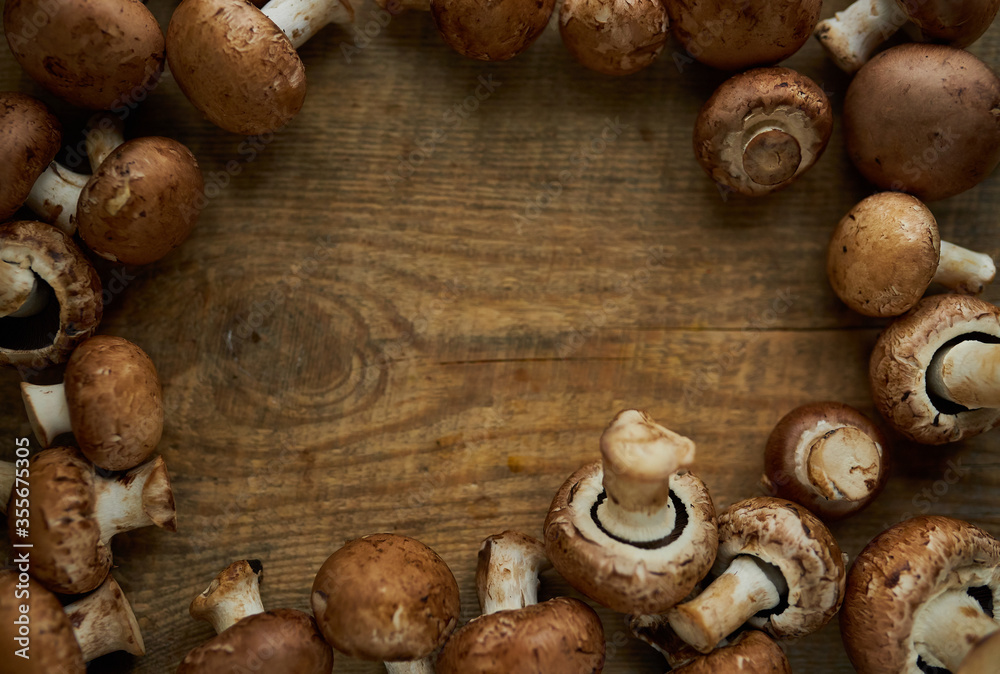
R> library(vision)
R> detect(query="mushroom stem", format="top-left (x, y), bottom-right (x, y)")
top-left (0, 460), bottom-right (13, 515)
top-left (191, 560), bottom-right (266, 634)
top-left (667, 555), bottom-right (785, 653)
top-left (25, 162), bottom-right (88, 235)
top-left (477, 531), bottom-right (552, 614)
top-left (803, 425), bottom-right (881, 502)
top-left (93, 456), bottom-right (178, 545)
top-left (742, 127), bottom-right (802, 187)
top-left (814, 0), bottom-right (906, 73)
top-left (385, 660), bottom-right (435, 674)
top-left (66, 574), bottom-right (146, 662)
top-left (85, 113), bottom-right (126, 170)
top-left (932, 241), bottom-right (996, 295)
top-left (261, 0), bottom-right (355, 49)
top-left (912, 588), bottom-right (1000, 672)
top-left (928, 339), bottom-right (1000, 409)
top-left (20, 381), bottom-right (72, 448)
top-left (0, 261), bottom-right (49, 318)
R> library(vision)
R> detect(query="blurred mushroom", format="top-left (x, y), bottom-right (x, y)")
top-left (0, 459), bottom-right (13, 515)
top-left (630, 619), bottom-right (792, 673)
top-left (3, 0), bottom-right (164, 109)
top-left (559, 0), bottom-right (669, 75)
top-left (815, 0), bottom-right (1000, 73)
top-left (957, 631), bottom-right (1000, 674)
top-left (694, 67), bottom-right (832, 197)
top-left (0, 92), bottom-right (61, 222)
top-left (544, 409), bottom-right (718, 614)
top-left (870, 293), bottom-right (1000, 444)
top-left (841, 516), bottom-right (1000, 673)
top-left (21, 334), bottom-right (163, 470)
top-left (178, 560), bottom-right (333, 674)
top-left (667, 0), bottom-right (822, 70)
top-left (0, 570), bottom-right (144, 673)
top-left (666, 497), bottom-right (846, 654)
top-left (311, 533), bottom-right (461, 671)
top-left (844, 44), bottom-right (1000, 201)
top-left (436, 531), bottom-right (605, 673)
top-left (0, 220), bottom-right (103, 370)
top-left (9, 446), bottom-right (176, 595)
top-left (762, 402), bottom-right (889, 520)
top-left (166, 0), bottom-right (355, 135)
top-left (827, 192), bottom-right (995, 317)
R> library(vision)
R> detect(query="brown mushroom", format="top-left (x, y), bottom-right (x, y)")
top-left (0, 92), bottom-right (61, 222)
top-left (166, 0), bottom-right (355, 135)
top-left (827, 192), bottom-right (995, 317)
top-left (9, 446), bottom-right (176, 595)
top-left (667, 0), bottom-right (822, 70)
top-left (311, 533), bottom-right (461, 671)
top-left (957, 631), bottom-right (1000, 674)
top-left (666, 497), bottom-right (846, 654)
top-left (841, 516), bottom-right (1000, 673)
top-left (870, 294), bottom-right (1000, 444)
top-left (762, 401), bottom-right (890, 521)
top-left (694, 67), bottom-right (833, 197)
top-left (559, 0), bottom-right (669, 75)
top-left (630, 619), bottom-right (792, 673)
top-left (3, 0), bottom-right (164, 109)
top-left (815, 0), bottom-right (1000, 73)
top-left (0, 220), bottom-right (103, 370)
top-left (544, 409), bottom-right (718, 614)
top-left (178, 560), bottom-right (333, 674)
top-left (844, 44), bottom-right (1000, 201)
top-left (436, 531), bottom-right (606, 673)
top-left (0, 570), bottom-right (144, 673)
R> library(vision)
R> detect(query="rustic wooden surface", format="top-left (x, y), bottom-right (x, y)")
top-left (2, 1), bottom-right (1000, 671)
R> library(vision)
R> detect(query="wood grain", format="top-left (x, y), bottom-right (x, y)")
top-left (3, 0), bottom-right (1000, 672)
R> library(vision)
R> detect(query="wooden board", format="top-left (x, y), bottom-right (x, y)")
top-left (2, 0), bottom-right (1000, 671)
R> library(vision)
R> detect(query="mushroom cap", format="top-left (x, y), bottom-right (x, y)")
top-left (0, 221), bottom-right (103, 369)
top-left (166, 0), bottom-right (306, 135)
top-left (827, 192), bottom-right (940, 317)
top-left (903, 0), bottom-right (1000, 47)
top-left (311, 533), bottom-right (461, 661)
top-left (844, 44), bottom-right (1000, 202)
top-left (430, 0), bottom-right (557, 61)
top-left (840, 516), bottom-right (1000, 674)
top-left (65, 335), bottom-right (164, 470)
top-left (694, 67), bottom-right (833, 197)
top-left (0, 92), bottom-right (62, 221)
top-left (957, 630), bottom-right (1000, 674)
top-left (763, 401), bottom-right (889, 520)
top-left (559, 0), bottom-right (669, 76)
top-left (3, 0), bottom-right (164, 110)
top-left (715, 497), bottom-right (846, 640)
top-left (673, 630), bottom-right (791, 674)
top-left (78, 137), bottom-right (204, 265)
top-left (9, 447), bottom-right (109, 595)
top-left (177, 609), bottom-right (334, 674)
top-left (0, 570), bottom-right (86, 673)
top-left (435, 597), bottom-right (605, 674)
top-left (870, 293), bottom-right (1000, 444)
top-left (667, 0), bottom-right (822, 70)
top-left (544, 460), bottom-right (718, 614)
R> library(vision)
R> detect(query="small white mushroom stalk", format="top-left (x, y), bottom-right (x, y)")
top-left (0, 260), bottom-right (50, 318)
top-left (261, 0), bottom-right (355, 49)
top-left (25, 163), bottom-right (89, 235)
top-left (796, 421), bottom-right (881, 502)
top-left (65, 574), bottom-right (146, 662)
top-left (0, 460), bottom-right (14, 515)
top-left (932, 241), bottom-right (996, 295)
top-left (814, 0), bottom-right (908, 73)
top-left (93, 456), bottom-right (178, 543)
top-left (912, 588), bottom-right (1000, 671)
top-left (929, 339), bottom-right (1000, 409)
top-left (477, 530), bottom-right (552, 614)
top-left (721, 108), bottom-right (822, 191)
top-left (21, 381), bottom-right (72, 447)
top-left (191, 560), bottom-right (267, 634)
top-left (667, 555), bottom-right (787, 654)
top-left (85, 113), bottom-right (126, 169)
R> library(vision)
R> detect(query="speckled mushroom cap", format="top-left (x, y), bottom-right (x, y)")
top-left (673, 630), bottom-right (792, 674)
top-left (844, 44), bottom-right (1000, 202)
top-left (64, 335), bottom-right (163, 470)
top-left (0, 221), bottom-right (103, 369)
top-left (870, 294), bottom-right (1000, 444)
top-left (3, 0), bottom-right (164, 110)
top-left (431, 0), bottom-right (557, 61)
top-left (841, 516), bottom-right (1000, 674)
top-left (78, 137), bottom-right (204, 265)
top-left (694, 67), bottom-right (832, 197)
top-left (0, 92), bottom-right (61, 221)
top-left (667, 0), bottom-right (822, 70)
top-left (166, 0), bottom-right (307, 135)
top-left (559, 0), bottom-right (669, 76)
top-left (0, 570), bottom-right (85, 673)
top-left (311, 533), bottom-right (461, 661)
top-left (436, 596), bottom-right (605, 673)
top-left (177, 609), bottom-right (333, 674)
top-left (714, 497), bottom-right (846, 640)
top-left (905, 0), bottom-right (1000, 47)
